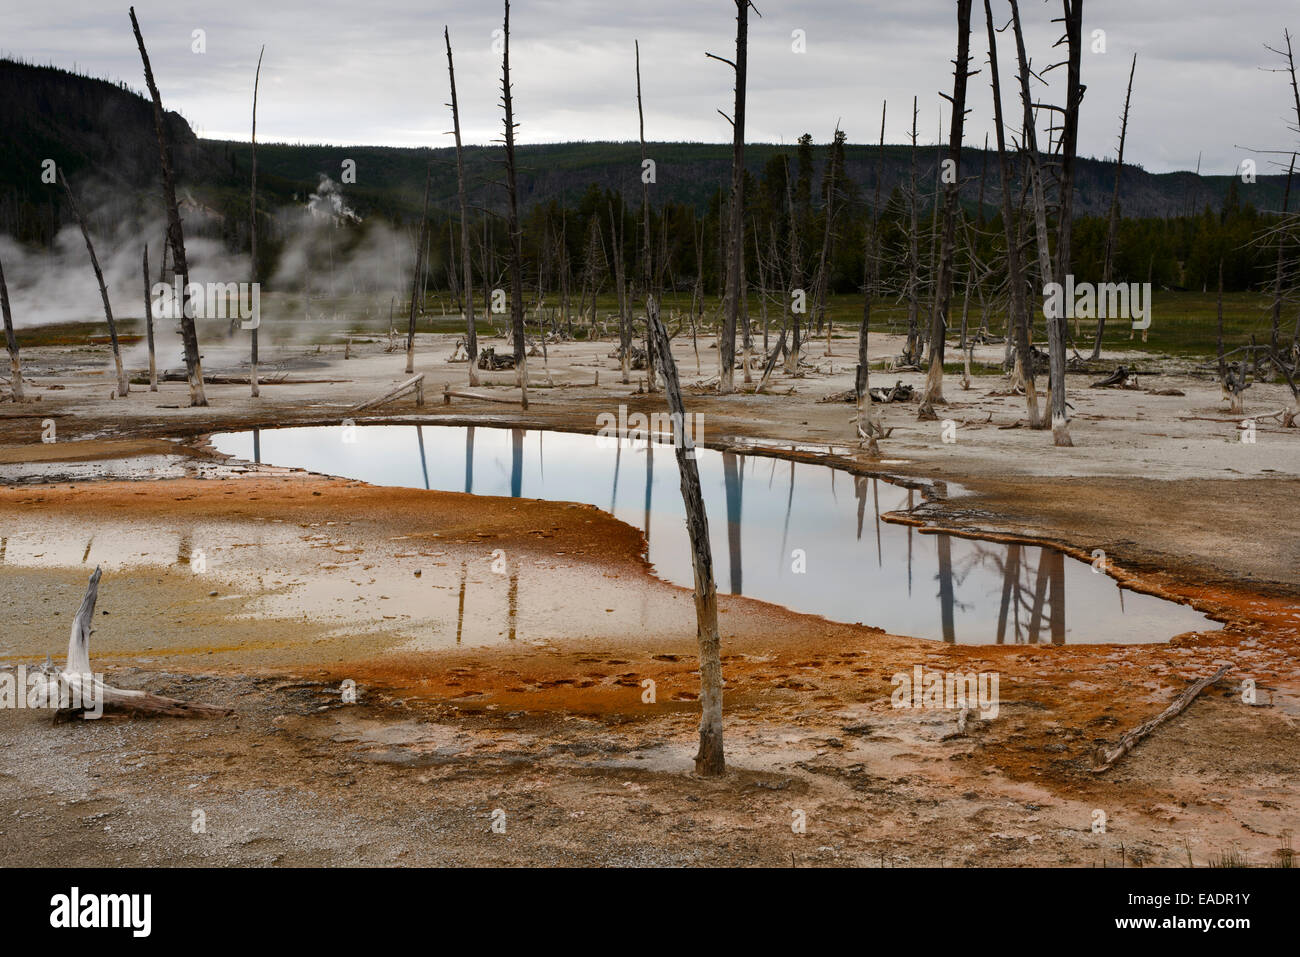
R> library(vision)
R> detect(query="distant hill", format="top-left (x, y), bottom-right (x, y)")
top-left (0, 58), bottom-right (1289, 242)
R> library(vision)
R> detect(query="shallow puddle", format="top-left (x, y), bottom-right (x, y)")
top-left (210, 425), bottom-right (1219, 645)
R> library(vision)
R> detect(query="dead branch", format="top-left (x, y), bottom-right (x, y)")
top-left (1091, 665), bottom-right (1231, 772)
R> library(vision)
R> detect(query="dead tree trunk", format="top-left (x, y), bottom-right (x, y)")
top-left (142, 245), bottom-right (157, 390)
top-left (610, 203), bottom-right (632, 383)
top-left (407, 161), bottom-right (431, 374)
top-left (920, 0), bottom-right (974, 416)
top-left (814, 129), bottom-right (841, 360)
top-left (1009, 0), bottom-right (1060, 436)
top-left (783, 157), bottom-right (804, 375)
top-left (0, 252), bottom-right (25, 401)
top-left (984, 0), bottom-right (1041, 427)
top-left (1046, 0), bottom-right (1083, 446)
top-left (249, 45), bottom-right (264, 398)
top-left (501, 0), bottom-right (528, 398)
top-left (61, 172), bottom-right (128, 397)
top-left (706, 0), bottom-right (752, 393)
top-left (1268, 154), bottom-right (1295, 355)
top-left (635, 40), bottom-right (659, 392)
top-left (904, 97), bottom-right (923, 364)
top-left (645, 296), bottom-right (724, 776)
top-left (1092, 53), bottom-right (1135, 360)
top-left (445, 29), bottom-right (479, 385)
top-left (130, 7), bottom-right (206, 406)
top-left (858, 101), bottom-right (888, 446)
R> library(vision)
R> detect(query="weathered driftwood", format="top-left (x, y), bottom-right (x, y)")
top-left (352, 373), bottom-right (425, 412)
top-left (442, 385), bottom-right (528, 406)
top-left (1091, 665), bottom-right (1231, 773)
top-left (34, 568), bottom-right (231, 720)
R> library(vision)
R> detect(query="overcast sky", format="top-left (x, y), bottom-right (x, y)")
top-left (5, 1), bottom-right (1297, 175)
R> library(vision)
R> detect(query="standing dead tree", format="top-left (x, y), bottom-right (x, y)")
top-left (782, 156), bottom-right (804, 375)
top-left (500, 0), bottom-right (528, 399)
top-left (249, 45), bottom-right (264, 398)
top-left (445, 27), bottom-right (479, 385)
top-left (645, 296), bottom-right (725, 776)
top-left (406, 160), bottom-right (432, 374)
top-left (1092, 53), bottom-right (1136, 360)
top-left (635, 40), bottom-right (659, 392)
top-left (130, 7), bottom-right (206, 407)
top-left (1008, 0), bottom-right (1077, 445)
top-left (903, 97), bottom-right (924, 365)
top-left (610, 201), bottom-right (632, 382)
top-left (984, 0), bottom-right (1041, 426)
top-left (706, 1), bottom-right (757, 393)
top-left (0, 252), bottom-right (24, 401)
top-left (857, 101), bottom-right (888, 447)
top-left (142, 245), bottom-right (157, 390)
top-left (919, 0), bottom-right (976, 417)
top-left (60, 172), bottom-right (128, 398)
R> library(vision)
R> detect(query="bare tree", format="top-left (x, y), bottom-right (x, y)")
top-left (142, 245), bottom-right (156, 390)
top-left (635, 40), bottom-right (659, 392)
top-left (445, 28), bottom-right (479, 385)
top-left (249, 45), bottom-right (264, 398)
top-left (645, 295), bottom-right (724, 775)
top-left (904, 97), bottom-right (923, 364)
top-left (919, 0), bottom-right (975, 416)
top-left (61, 172), bottom-right (128, 397)
top-left (706, 1), bottom-right (757, 393)
top-left (500, 0), bottom-right (528, 395)
top-left (1092, 53), bottom-right (1136, 360)
top-left (984, 0), bottom-right (1041, 426)
top-left (406, 160), bottom-right (431, 374)
top-left (130, 7), bottom-right (206, 406)
top-left (0, 252), bottom-right (24, 401)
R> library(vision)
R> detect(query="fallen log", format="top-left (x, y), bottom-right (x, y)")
top-left (29, 568), bottom-right (232, 720)
top-left (1091, 664), bottom-right (1231, 773)
top-left (353, 373), bottom-right (425, 412)
top-left (442, 384), bottom-right (529, 406)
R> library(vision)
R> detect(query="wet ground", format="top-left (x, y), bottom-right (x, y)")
top-left (0, 329), bottom-right (1297, 866)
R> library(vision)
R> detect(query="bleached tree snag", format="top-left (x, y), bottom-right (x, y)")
top-left (353, 374), bottom-right (426, 412)
top-left (36, 568), bottom-right (232, 721)
top-left (635, 40), bottom-right (660, 392)
top-left (919, 0), bottom-right (974, 416)
top-left (142, 245), bottom-right (157, 391)
top-left (60, 171), bottom-right (128, 398)
top-left (131, 7), bottom-right (206, 407)
top-left (1091, 665), bottom-right (1232, 772)
top-left (0, 251), bottom-right (25, 402)
top-left (445, 27), bottom-right (479, 386)
top-left (646, 295), bottom-right (724, 776)
top-left (1268, 153), bottom-right (1295, 355)
top-left (782, 157), bottom-right (803, 376)
top-left (984, 0), bottom-right (1041, 427)
top-left (706, 0), bottom-right (755, 394)
top-left (1092, 53), bottom-right (1136, 360)
top-left (500, 0), bottom-right (528, 395)
top-left (249, 45), bottom-right (264, 398)
top-left (407, 161), bottom-right (432, 375)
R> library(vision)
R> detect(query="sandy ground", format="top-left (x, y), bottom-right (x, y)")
top-left (0, 326), bottom-right (1297, 866)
